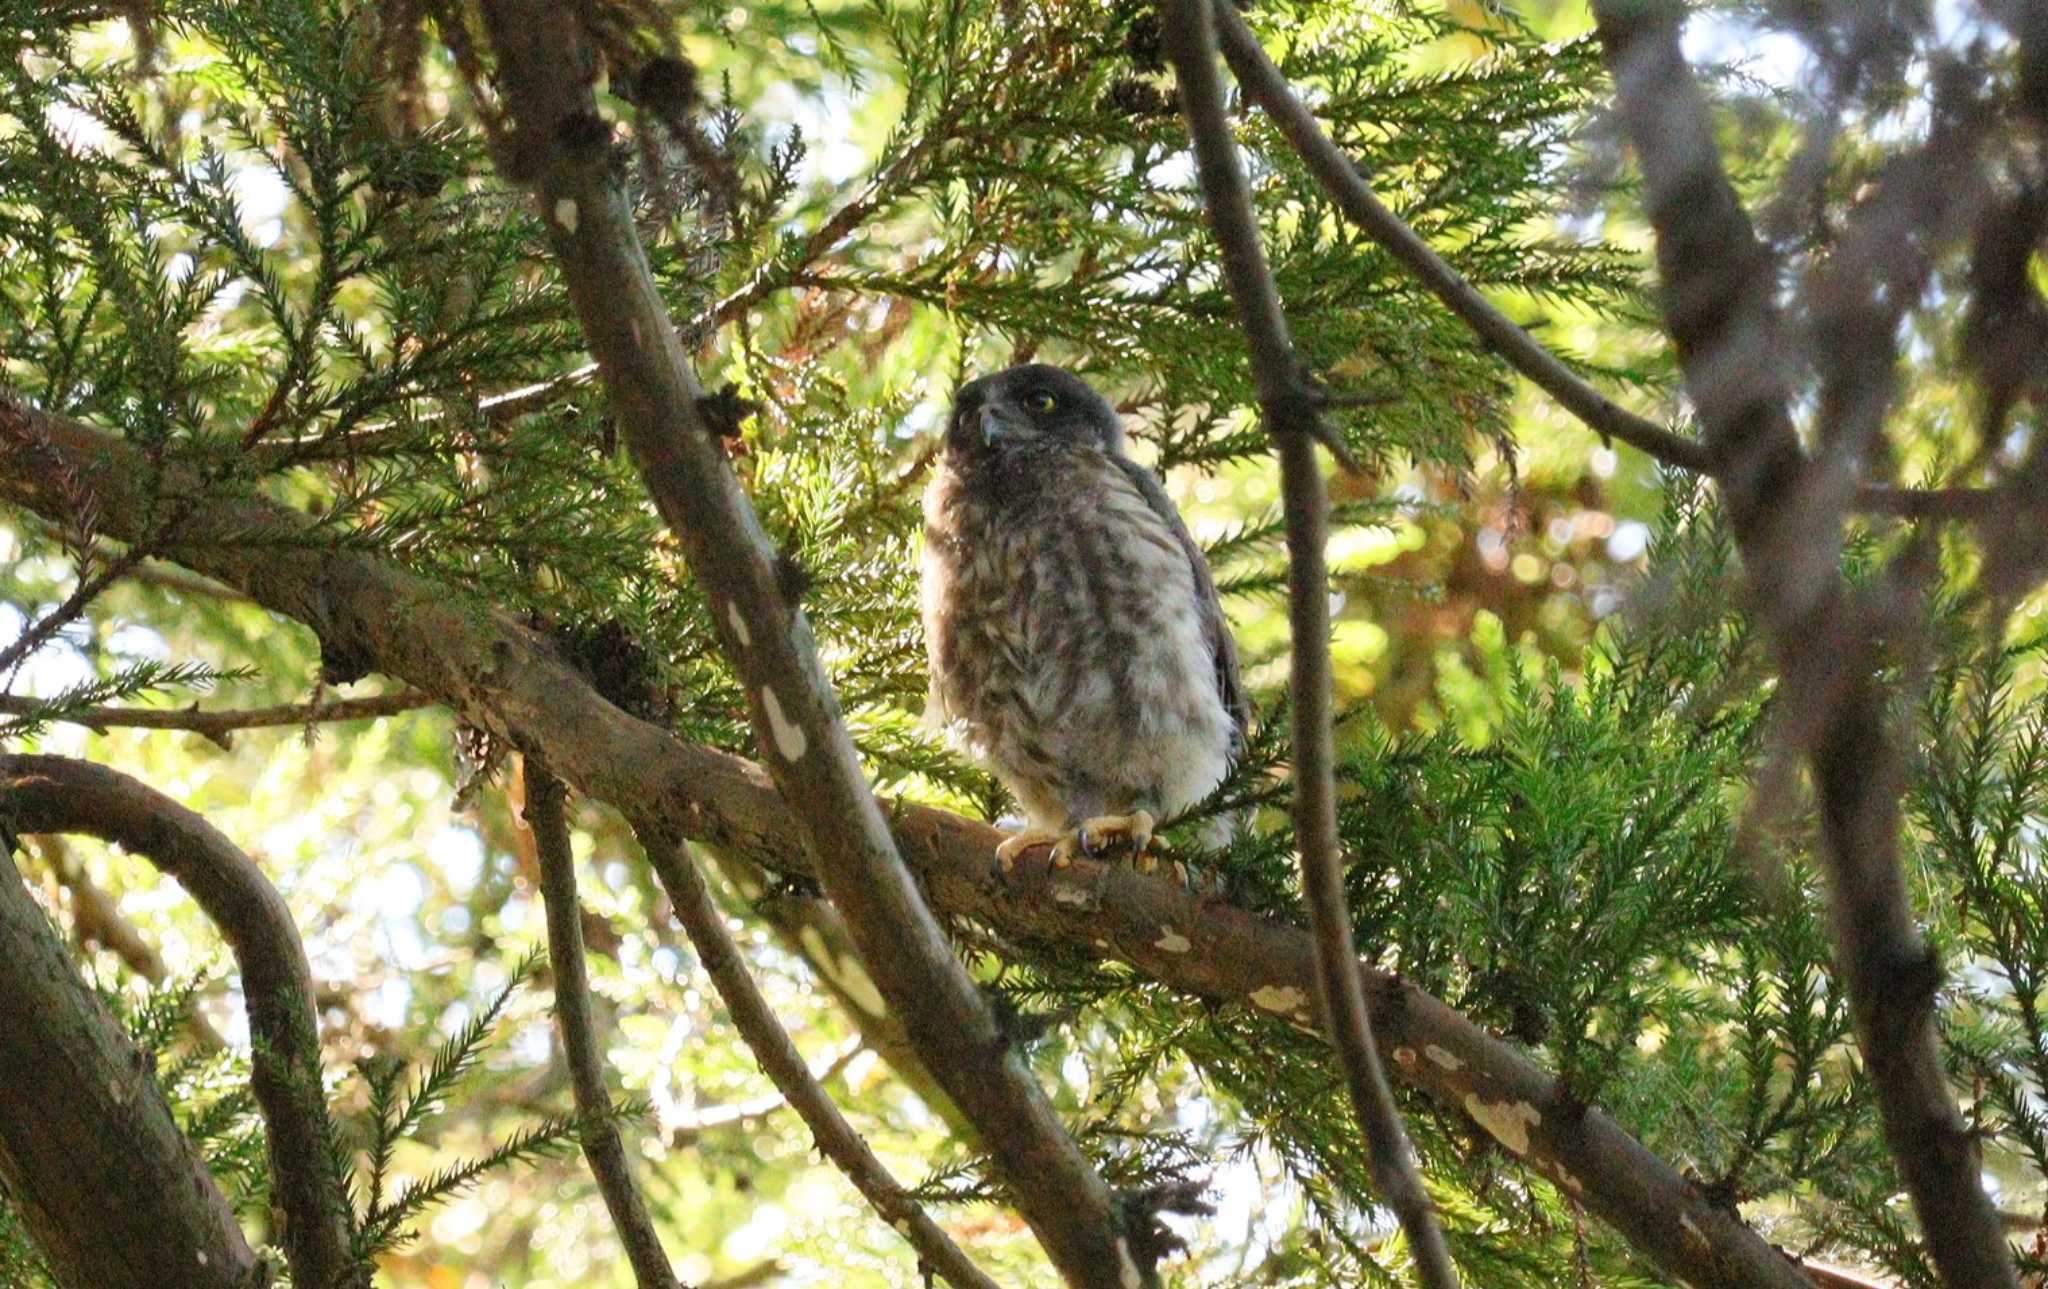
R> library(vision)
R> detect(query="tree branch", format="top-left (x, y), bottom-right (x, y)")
top-left (1164, 6), bottom-right (1458, 1286)
top-left (0, 393), bottom-right (1817, 1289)
top-left (1, 753), bottom-right (355, 1289)
top-left (0, 690), bottom-right (433, 747)
top-left (522, 765), bottom-right (683, 1289)
top-left (462, 8), bottom-right (1131, 1283)
top-left (634, 826), bottom-right (1001, 1289)
top-left (0, 845), bottom-right (262, 1289)
top-left (1587, 5), bottom-right (2016, 1286)
top-left (1212, 3), bottom-right (2003, 526)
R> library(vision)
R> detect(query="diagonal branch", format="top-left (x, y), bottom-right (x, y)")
top-left (1163, 5), bottom-right (1458, 1286)
top-left (0, 393), bottom-right (1816, 1289)
top-left (1, 753), bottom-right (354, 1289)
top-left (1211, 3), bottom-right (2003, 526)
top-left (1586, 4), bottom-right (2017, 1286)
top-left (634, 825), bottom-right (1001, 1289)
top-left (462, 6), bottom-right (1129, 1283)
top-left (522, 764), bottom-right (684, 1289)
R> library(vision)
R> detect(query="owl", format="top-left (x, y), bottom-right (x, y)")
top-left (920, 363), bottom-right (1249, 870)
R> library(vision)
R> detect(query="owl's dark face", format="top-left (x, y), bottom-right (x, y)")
top-left (946, 363), bottom-right (1126, 460)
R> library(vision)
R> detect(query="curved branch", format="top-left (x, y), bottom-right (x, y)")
top-left (463, 7), bottom-right (1130, 1284)
top-left (635, 826), bottom-right (1001, 1289)
top-left (0, 753), bottom-right (353, 1289)
top-left (1164, 5), bottom-right (1458, 1286)
top-left (0, 846), bottom-right (262, 1289)
top-left (522, 765), bottom-right (684, 1289)
top-left (0, 394), bottom-right (1818, 1289)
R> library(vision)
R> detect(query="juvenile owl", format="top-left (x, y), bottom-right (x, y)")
top-left (921, 363), bottom-right (1249, 869)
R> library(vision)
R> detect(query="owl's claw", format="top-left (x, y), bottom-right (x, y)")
top-left (995, 828), bottom-right (1064, 874)
top-left (1076, 811), bottom-right (1159, 870)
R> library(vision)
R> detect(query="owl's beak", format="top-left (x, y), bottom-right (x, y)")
top-left (979, 405), bottom-right (1023, 446)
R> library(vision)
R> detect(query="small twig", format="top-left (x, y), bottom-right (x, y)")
top-left (523, 764), bottom-right (684, 1289)
top-left (0, 549), bottom-right (145, 681)
top-left (635, 827), bottom-right (1002, 1289)
top-left (1, 754), bottom-right (354, 1289)
top-left (1164, 6), bottom-right (1460, 1287)
top-left (668, 1038), bottom-right (864, 1146)
top-left (0, 690), bottom-right (434, 745)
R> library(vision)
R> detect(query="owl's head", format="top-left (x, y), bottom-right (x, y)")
top-left (947, 363), bottom-right (1126, 459)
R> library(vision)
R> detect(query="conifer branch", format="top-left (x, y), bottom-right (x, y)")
top-left (522, 764), bottom-right (684, 1289)
top-left (0, 753), bottom-right (355, 1289)
top-left (0, 690), bottom-right (433, 746)
top-left (1211, 2), bottom-right (2004, 527)
top-left (1587, 4), bottom-right (2018, 1286)
top-left (0, 392), bottom-right (1822, 1289)
top-left (635, 826), bottom-right (1002, 1289)
top-left (1162, 6), bottom-right (1459, 1287)
top-left (460, 7), bottom-right (1131, 1283)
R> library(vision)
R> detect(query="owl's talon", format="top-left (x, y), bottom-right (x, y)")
top-left (995, 829), bottom-right (1062, 874)
top-left (1076, 810), bottom-right (1156, 863)
top-left (1051, 835), bottom-right (1081, 869)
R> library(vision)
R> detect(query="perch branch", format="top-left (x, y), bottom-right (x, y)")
top-left (464, 6), bottom-right (1129, 1283)
top-left (523, 765), bottom-right (684, 1289)
top-left (1164, 5), bottom-right (1459, 1287)
top-left (1, 753), bottom-right (352, 1289)
top-left (1588, 4), bottom-right (2016, 1286)
top-left (636, 827), bottom-right (1001, 1289)
top-left (0, 392), bottom-right (1819, 1289)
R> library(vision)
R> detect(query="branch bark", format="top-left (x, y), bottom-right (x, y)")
top-left (1587, 5), bottom-right (2016, 1286)
top-left (0, 393), bottom-right (1817, 1288)
top-left (1, 753), bottom-right (355, 1289)
top-left (0, 808), bottom-right (264, 1289)
top-left (522, 765), bottom-right (683, 1289)
top-left (461, 8), bottom-right (1129, 1283)
top-left (1164, 5), bottom-right (1458, 1286)
top-left (635, 827), bottom-right (1001, 1289)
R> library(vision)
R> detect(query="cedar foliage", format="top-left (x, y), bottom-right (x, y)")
top-left (1, 0), bottom-right (2044, 1284)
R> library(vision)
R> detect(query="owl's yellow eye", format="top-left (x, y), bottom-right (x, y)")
top-left (1022, 389), bottom-right (1057, 414)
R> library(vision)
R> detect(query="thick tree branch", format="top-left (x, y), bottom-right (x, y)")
top-left (634, 827), bottom-right (1001, 1289)
top-left (1, 753), bottom-right (355, 1289)
top-left (522, 765), bottom-right (683, 1289)
top-left (0, 394), bottom-right (1816, 1288)
top-left (1164, 5), bottom-right (1458, 1286)
top-left (462, 8), bottom-right (1130, 1284)
top-left (0, 845), bottom-right (262, 1289)
top-left (0, 690), bottom-right (432, 746)
top-left (1587, 5), bottom-right (2017, 1286)
top-left (1212, 3), bottom-right (2003, 526)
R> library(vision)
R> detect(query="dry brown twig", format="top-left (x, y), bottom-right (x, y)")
top-left (1162, 4), bottom-right (1459, 1285)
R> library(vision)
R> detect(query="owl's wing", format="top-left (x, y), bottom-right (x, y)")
top-left (1111, 457), bottom-right (1252, 753)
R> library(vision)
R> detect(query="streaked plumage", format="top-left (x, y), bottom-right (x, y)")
top-left (920, 364), bottom-right (1248, 864)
